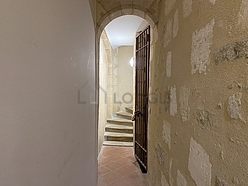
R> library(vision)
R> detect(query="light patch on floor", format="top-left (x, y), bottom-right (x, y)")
top-left (177, 170), bottom-right (187, 186)
top-left (163, 120), bottom-right (171, 150)
top-left (164, 19), bottom-right (173, 48)
top-left (191, 19), bottom-right (215, 74)
top-left (165, 0), bottom-right (176, 16)
top-left (188, 138), bottom-right (212, 186)
top-left (238, 0), bottom-right (248, 29)
top-left (166, 51), bottom-right (172, 77)
top-left (227, 92), bottom-right (246, 123)
top-left (169, 158), bottom-right (174, 186)
top-left (173, 9), bottom-right (179, 38)
top-left (161, 171), bottom-right (170, 186)
top-left (179, 86), bottom-right (190, 122)
top-left (170, 86), bottom-right (178, 116)
top-left (183, 0), bottom-right (192, 18)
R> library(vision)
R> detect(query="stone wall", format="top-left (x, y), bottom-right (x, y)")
top-left (108, 45), bottom-right (119, 116)
top-left (116, 46), bottom-right (134, 111)
top-left (98, 31), bottom-right (109, 153)
top-left (148, 0), bottom-right (248, 185)
top-left (103, 45), bottom-right (134, 116)
top-left (99, 32), bottom-right (133, 138)
top-left (96, 0), bottom-right (159, 42)
top-left (97, 0), bottom-right (248, 185)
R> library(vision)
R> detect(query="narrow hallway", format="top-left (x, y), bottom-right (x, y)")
top-left (97, 146), bottom-right (148, 186)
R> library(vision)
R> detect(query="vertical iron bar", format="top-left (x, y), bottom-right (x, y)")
top-left (134, 26), bottom-right (150, 173)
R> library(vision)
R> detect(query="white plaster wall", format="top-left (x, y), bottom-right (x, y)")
top-left (137, 20), bottom-right (149, 32)
top-left (0, 0), bottom-right (96, 185)
top-left (116, 46), bottom-right (134, 110)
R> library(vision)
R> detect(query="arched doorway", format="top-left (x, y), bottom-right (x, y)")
top-left (96, 5), bottom-right (158, 176)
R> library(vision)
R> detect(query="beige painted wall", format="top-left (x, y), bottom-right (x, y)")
top-left (96, 0), bottom-right (248, 185)
top-left (98, 34), bottom-right (133, 152)
top-left (0, 0), bottom-right (97, 185)
top-left (88, 0), bottom-right (96, 24)
top-left (107, 45), bottom-right (119, 117)
top-left (104, 44), bottom-right (134, 116)
top-left (116, 46), bottom-right (134, 111)
top-left (98, 31), bottom-right (109, 153)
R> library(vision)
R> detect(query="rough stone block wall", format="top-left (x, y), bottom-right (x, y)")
top-left (96, 0), bottom-right (248, 185)
top-left (148, 0), bottom-right (248, 185)
top-left (96, 0), bottom-right (159, 38)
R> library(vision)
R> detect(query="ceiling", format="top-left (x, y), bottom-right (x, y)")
top-left (104, 15), bottom-right (148, 49)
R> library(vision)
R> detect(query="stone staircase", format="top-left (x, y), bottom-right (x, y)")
top-left (103, 106), bottom-right (134, 147)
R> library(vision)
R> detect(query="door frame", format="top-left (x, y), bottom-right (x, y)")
top-left (134, 25), bottom-right (150, 173)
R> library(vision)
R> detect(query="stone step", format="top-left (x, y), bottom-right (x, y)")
top-left (125, 106), bottom-right (133, 114)
top-left (104, 132), bottom-right (133, 142)
top-left (103, 141), bottom-right (133, 147)
top-left (116, 111), bottom-right (133, 120)
top-left (107, 118), bottom-right (133, 126)
top-left (105, 123), bottom-right (133, 134)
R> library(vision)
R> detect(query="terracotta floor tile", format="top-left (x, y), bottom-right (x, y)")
top-left (107, 176), bottom-right (133, 186)
top-left (126, 155), bottom-right (136, 161)
top-left (101, 171), bottom-right (121, 185)
top-left (115, 157), bottom-right (133, 165)
top-left (104, 161), bottom-right (125, 170)
top-left (98, 156), bottom-right (108, 164)
top-left (98, 165), bottom-right (112, 176)
top-left (103, 153), bottom-right (122, 162)
top-left (126, 171), bottom-right (143, 179)
top-left (100, 148), bottom-right (117, 157)
top-left (98, 146), bottom-right (148, 186)
top-left (99, 159), bottom-right (112, 166)
top-left (115, 164), bottom-right (137, 175)
top-left (137, 179), bottom-right (150, 186)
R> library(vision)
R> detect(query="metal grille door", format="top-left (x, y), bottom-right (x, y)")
top-left (134, 26), bottom-right (150, 173)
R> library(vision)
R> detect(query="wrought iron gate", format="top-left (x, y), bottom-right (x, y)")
top-left (133, 26), bottom-right (150, 173)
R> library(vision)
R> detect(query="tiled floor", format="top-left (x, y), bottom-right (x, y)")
top-left (97, 146), bottom-right (149, 186)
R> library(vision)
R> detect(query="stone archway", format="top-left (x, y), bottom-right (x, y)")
top-left (95, 4), bottom-right (159, 82)
top-left (95, 4), bottom-right (158, 113)
top-left (96, 5), bottom-right (158, 42)
top-left (95, 5), bottom-right (158, 163)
